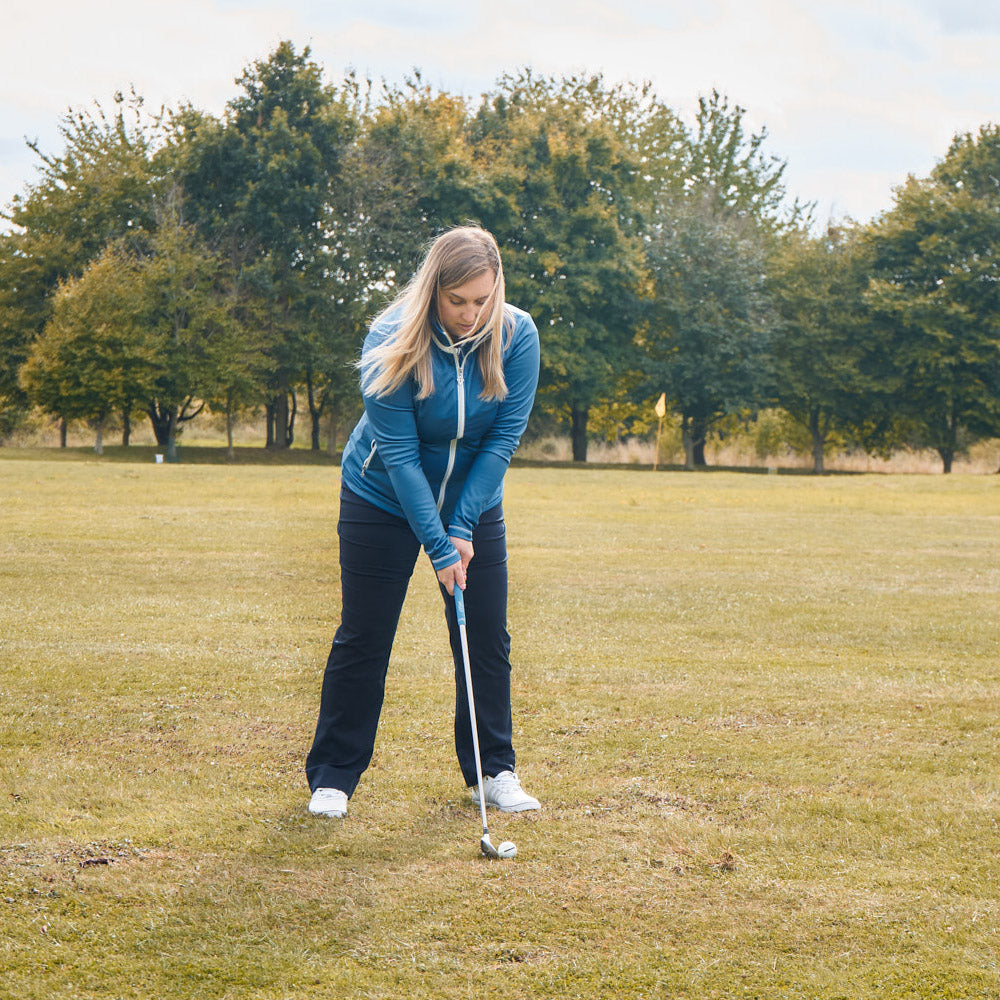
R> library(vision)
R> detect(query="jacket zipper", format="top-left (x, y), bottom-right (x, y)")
top-left (436, 352), bottom-right (466, 511)
top-left (360, 439), bottom-right (378, 477)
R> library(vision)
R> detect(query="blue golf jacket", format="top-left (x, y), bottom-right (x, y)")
top-left (340, 304), bottom-right (540, 570)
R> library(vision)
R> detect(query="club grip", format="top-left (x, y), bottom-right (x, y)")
top-left (454, 586), bottom-right (466, 626)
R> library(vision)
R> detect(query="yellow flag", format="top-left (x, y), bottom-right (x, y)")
top-left (654, 393), bottom-right (666, 418)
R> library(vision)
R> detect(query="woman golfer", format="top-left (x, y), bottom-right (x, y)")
top-left (306, 226), bottom-right (541, 819)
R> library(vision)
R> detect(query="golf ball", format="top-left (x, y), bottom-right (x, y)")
top-left (497, 840), bottom-right (517, 858)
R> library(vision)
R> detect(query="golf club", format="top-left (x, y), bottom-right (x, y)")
top-left (454, 585), bottom-right (517, 860)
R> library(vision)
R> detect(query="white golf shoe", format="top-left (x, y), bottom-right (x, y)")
top-left (470, 771), bottom-right (540, 812)
top-left (308, 787), bottom-right (348, 818)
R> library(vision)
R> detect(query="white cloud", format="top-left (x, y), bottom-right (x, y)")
top-left (2, 1), bottom-right (281, 114)
top-left (2, 0), bottom-right (999, 224)
top-left (1, 0), bottom-right (298, 207)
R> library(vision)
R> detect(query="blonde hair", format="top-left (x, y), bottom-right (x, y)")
top-left (361, 226), bottom-right (513, 401)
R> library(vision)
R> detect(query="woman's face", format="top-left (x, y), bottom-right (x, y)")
top-left (436, 270), bottom-right (496, 341)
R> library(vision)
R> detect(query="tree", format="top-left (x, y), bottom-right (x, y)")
top-left (360, 78), bottom-right (486, 283)
top-left (472, 72), bottom-right (651, 461)
top-left (0, 229), bottom-right (41, 437)
top-left (0, 90), bottom-right (158, 437)
top-left (865, 125), bottom-right (1000, 472)
top-left (641, 92), bottom-right (803, 467)
top-left (767, 225), bottom-right (876, 472)
top-left (169, 42), bottom-right (356, 449)
top-left (197, 277), bottom-right (270, 460)
top-left (20, 245), bottom-right (158, 451)
top-left (137, 200), bottom-right (237, 460)
top-left (295, 76), bottom-right (480, 451)
top-left (682, 91), bottom-right (801, 228)
top-left (643, 194), bottom-right (773, 468)
top-left (20, 190), bottom-right (240, 460)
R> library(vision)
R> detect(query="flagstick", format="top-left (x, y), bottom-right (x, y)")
top-left (653, 392), bottom-right (667, 471)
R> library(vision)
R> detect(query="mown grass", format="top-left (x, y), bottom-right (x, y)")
top-left (1, 457), bottom-right (998, 999)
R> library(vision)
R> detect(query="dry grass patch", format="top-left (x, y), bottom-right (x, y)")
top-left (2, 458), bottom-right (998, 998)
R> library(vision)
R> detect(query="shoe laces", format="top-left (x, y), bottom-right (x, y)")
top-left (488, 770), bottom-right (521, 792)
top-left (315, 787), bottom-right (346, 804)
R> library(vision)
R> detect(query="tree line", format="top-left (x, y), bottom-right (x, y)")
top-left (1, 41), bottom-right (998, 471)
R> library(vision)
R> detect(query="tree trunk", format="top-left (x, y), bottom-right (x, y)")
top-left (265, 400), bottom-right (276, 448)
top-left (122, 411), bottom-right (131, 447)
top-left (306, 368), bottom-right (322, 451)
top-left (681, 419), bottom-right (695, 470)
top-left (270, 386), bottom-right (295, 449)
top-left (809, 408), bottom-right (825, 474)
top-left (60, 418), bottom-right (67, 448)
top-left (683, 416), bottom-right (708, 468)
top-left (226, 389), bottom-right (236, 461)
top-left (93, 420), bottom-right (104, 455)
top-left (147, 404), bottom-right (171, 446)
top-left (166, 408), bottom-right (179, 462)
top-left (939, 405), bottom-right (957, 473)
top-left (273, 392), bottom-right (289, 449)
top-left (570, 405), bottom-right (589, 463)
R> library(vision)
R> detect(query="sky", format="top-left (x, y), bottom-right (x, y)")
top-left (2, 0), bottom-right (999, 227)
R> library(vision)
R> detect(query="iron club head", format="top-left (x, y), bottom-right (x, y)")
top-left (481, 833), bottom-right (517, 859)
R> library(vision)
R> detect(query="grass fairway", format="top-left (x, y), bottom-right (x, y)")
top-left (2, 458), bottom-right (998, 999)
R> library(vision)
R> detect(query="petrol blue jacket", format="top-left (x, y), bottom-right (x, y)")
top-left (339, 304), bottom-right (540, 570)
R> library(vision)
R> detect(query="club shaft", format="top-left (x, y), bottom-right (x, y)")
top-left (455, 588), bottom-right (490, 837)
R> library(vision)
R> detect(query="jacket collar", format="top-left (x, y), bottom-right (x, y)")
top-left (430, 317), bottom-right (492, 357)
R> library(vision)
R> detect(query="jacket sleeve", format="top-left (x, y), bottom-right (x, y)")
top-left (360, 339), bottom-right (458, 571)
top-left (447, 314), bottom-right (540, 539)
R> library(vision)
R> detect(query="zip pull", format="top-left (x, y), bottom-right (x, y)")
top-left (360, 439), bottom-right (378, 477)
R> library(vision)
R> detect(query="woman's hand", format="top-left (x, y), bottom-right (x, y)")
top-left (436, 536), bottom-right (474, 595)
top-left (450, 536), bottom-right (474, 574)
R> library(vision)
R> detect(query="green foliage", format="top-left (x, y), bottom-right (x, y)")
top-left (643, 195), bottom-right (773, 467)
top-left (365, 80), bottom-right (485, 274)
top-left (19, 245), bottom-right (158, 439)
top-left (0, 90), bottom-right (160, 433)
top-left (168, 41), bottom-right (357, 449)
top-left (865, 124), bottom-right (1000, 471)
top-left (586, 396), bottom-right (660, 444)
top-left (684, 90), bottom-right (806, 228)
top-left (0, 230), bottom-right (38, 435)
top-left (473, 72), bottom-right (651, 460)
top-left (748, 407), bottom-right (814, 459)
top-left (631, 87), bottom-right (806, 246)
top-left (220, 41), bottom-right (355, 265)
top-left (138, 203), bottom-right (240, 454)
top-left (19, 196), bottom-right (250, 459)
top-left (640, 92), bottom-right (801, 468)
top-left (767, 225), bottom-right (878, 470)
top-left (4, 44), bottom-right (1000, 468)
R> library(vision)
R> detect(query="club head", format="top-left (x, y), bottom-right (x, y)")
top-left (481, 833), bottom-right (516, 859)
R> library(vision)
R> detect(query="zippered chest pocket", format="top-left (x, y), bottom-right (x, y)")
top-left (360, 439), bottom-right (378, 476)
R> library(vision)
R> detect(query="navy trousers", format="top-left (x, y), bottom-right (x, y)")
top-left (306, 485), bottom-right (515, 796)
